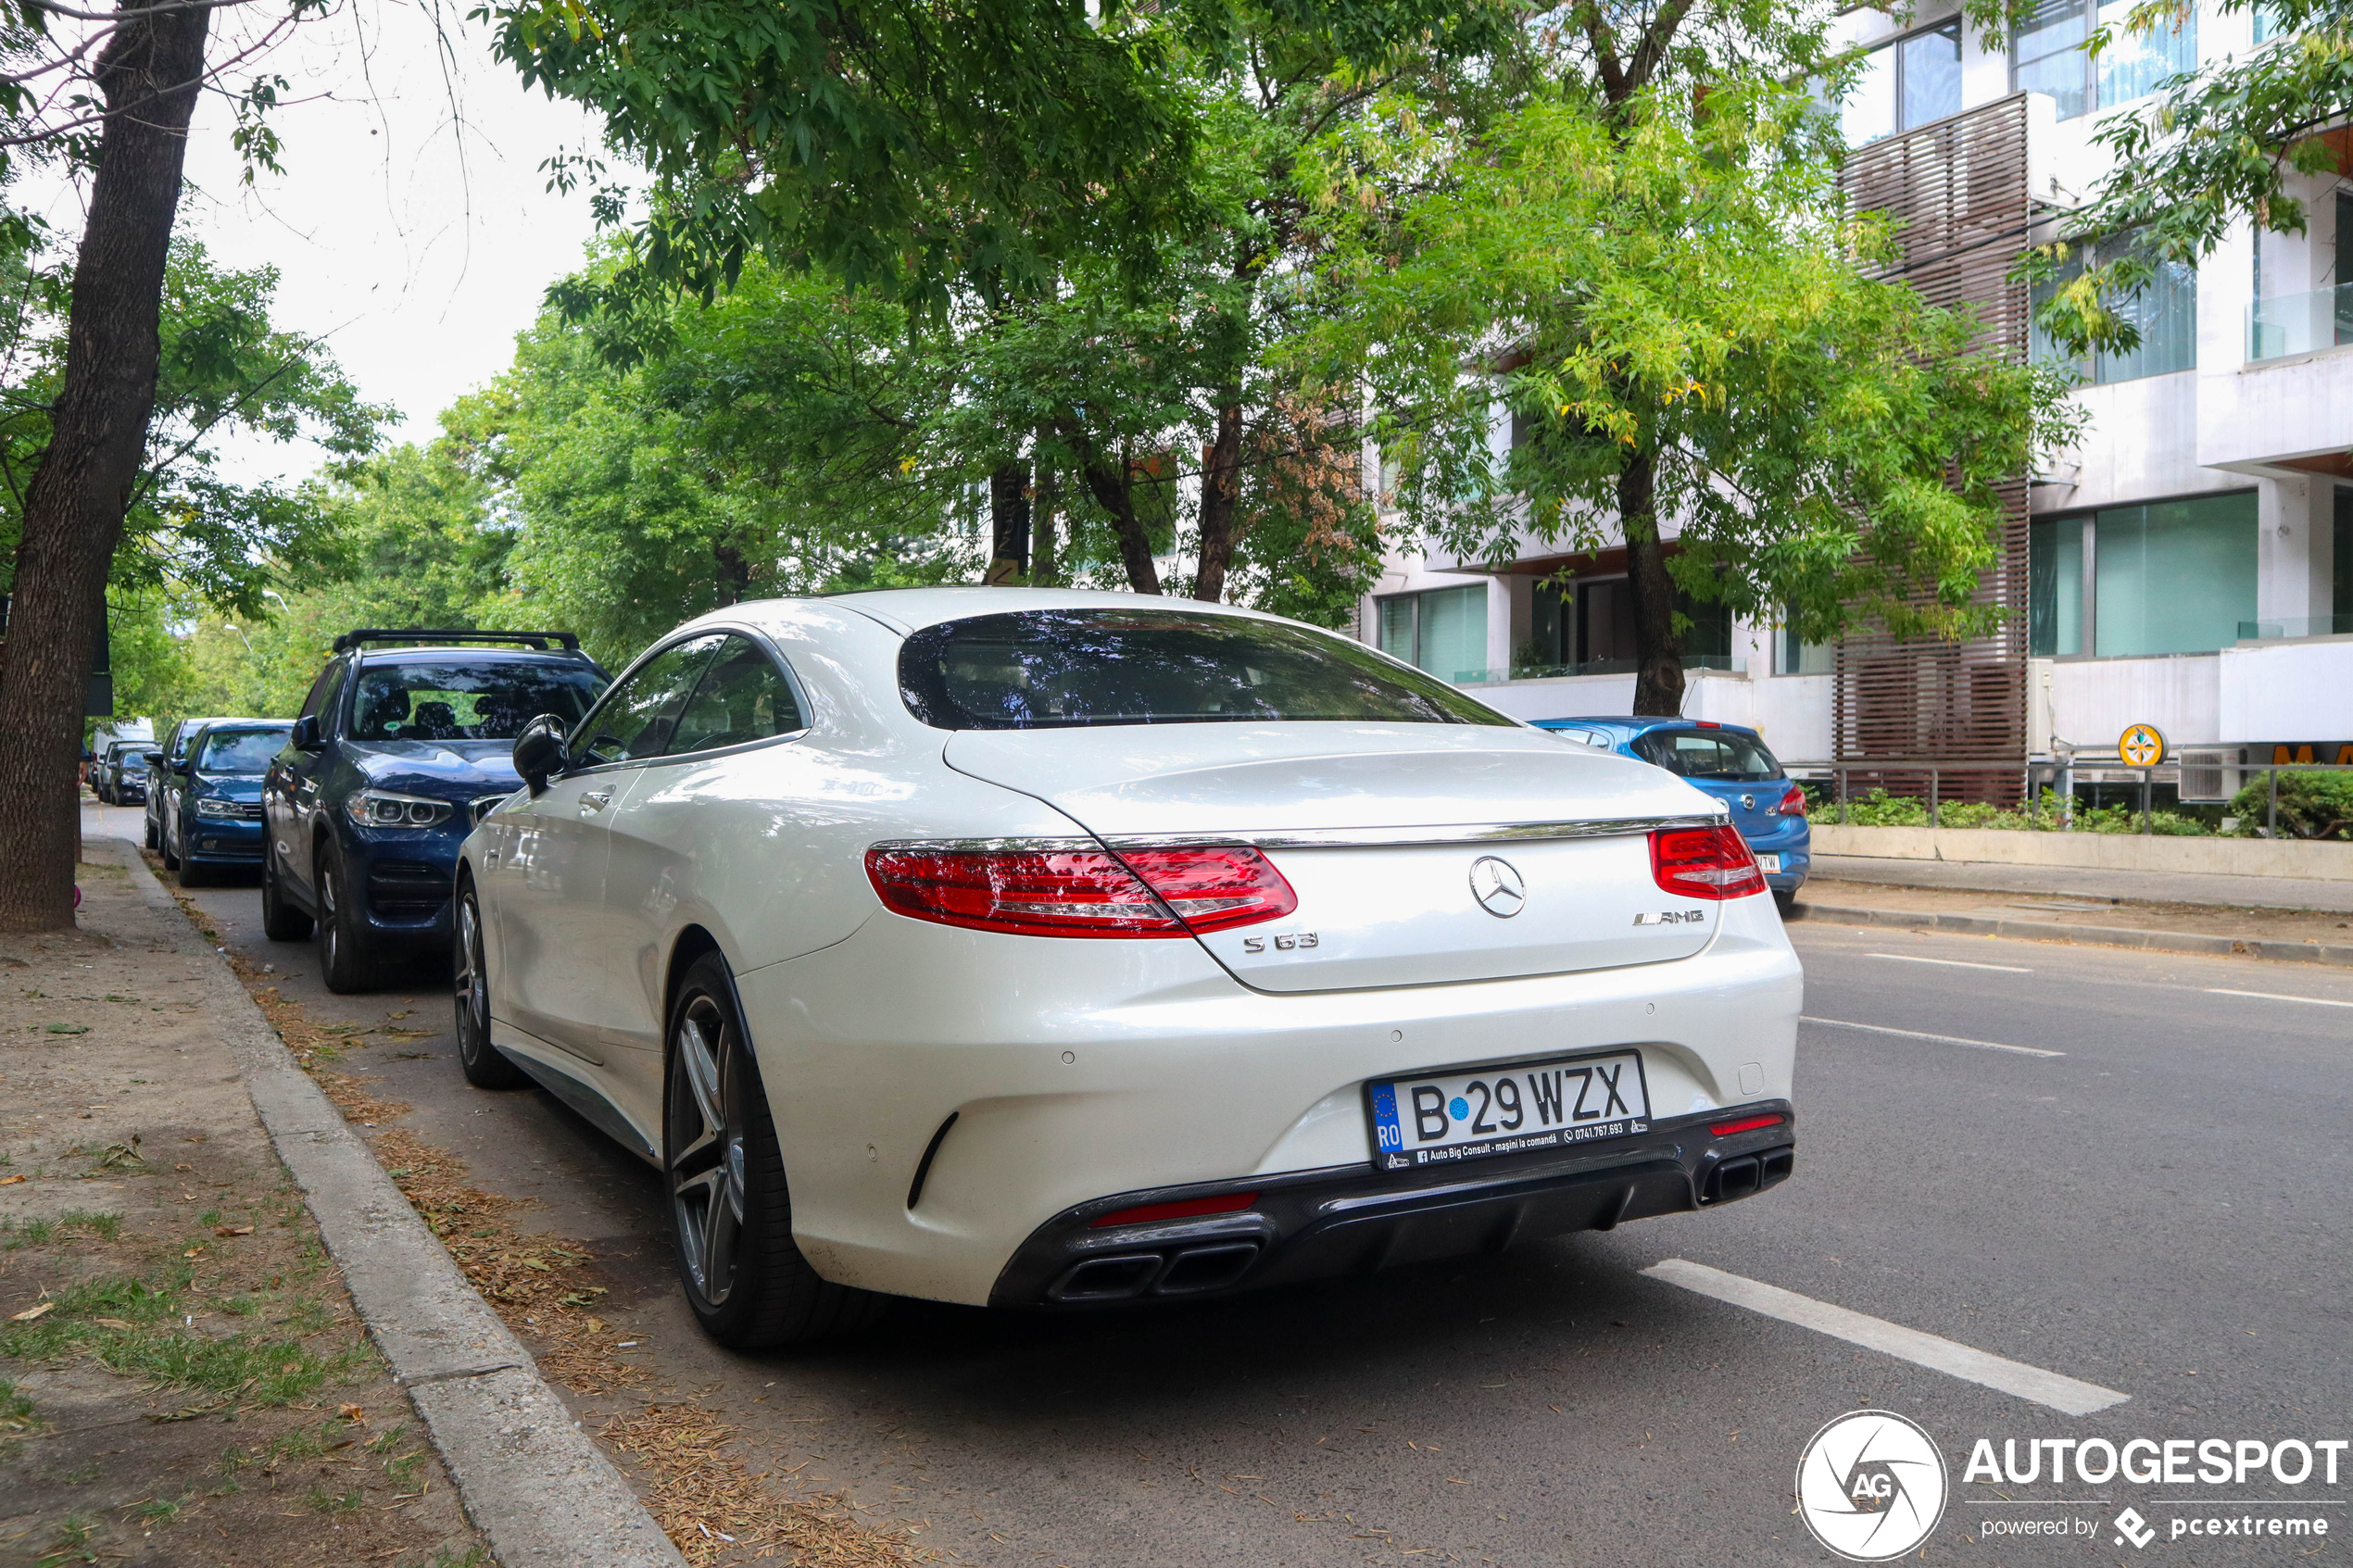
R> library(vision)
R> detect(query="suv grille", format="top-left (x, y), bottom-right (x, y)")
top-left (367, 860), bottom-right (454, 918)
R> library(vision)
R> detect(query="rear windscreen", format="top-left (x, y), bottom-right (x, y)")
top-left (898, 608), bottom-right (1513, 730)
top-left (1632, 728), bottom-right (1782, 782)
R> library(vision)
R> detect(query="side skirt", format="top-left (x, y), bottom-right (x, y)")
top-left (494, 1033), bottom-right (661, 1166)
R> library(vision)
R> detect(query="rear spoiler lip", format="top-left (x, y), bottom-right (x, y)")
top-left (867, 814), bottom-right (1730, 858)
top-left (332, 628), bottom-right (583, 654)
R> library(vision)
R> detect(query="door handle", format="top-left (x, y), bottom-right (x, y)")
top-left (580, 791), bottom-right (612, 815)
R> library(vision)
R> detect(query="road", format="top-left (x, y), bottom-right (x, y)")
top-left (90, 799), bottom-right (2353, 1565)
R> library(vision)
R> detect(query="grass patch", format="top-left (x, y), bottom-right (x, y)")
top-left (0, 1374), bottom-right (36, 1436)
top-left (0, 1210), bottom-right (118, 1249)
top-left (0, 1256), bottom-right (369, 1408)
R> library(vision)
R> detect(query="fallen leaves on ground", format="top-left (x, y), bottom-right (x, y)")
top-left (605, 1404), bottom-right (918, 1567)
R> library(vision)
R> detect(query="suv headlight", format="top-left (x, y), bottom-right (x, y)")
top-left (194, 797), bottom-right (242, 818)
top-left (346, 789), bottom-right (454, 829)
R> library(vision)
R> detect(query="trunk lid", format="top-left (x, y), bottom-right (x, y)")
top-left (944, 724), bottom-right (1727, 992)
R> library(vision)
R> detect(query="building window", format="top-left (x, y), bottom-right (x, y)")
top-left (2032, 492), bottom-right (2258, 659)
top-left (2032, 233), bottom-right (2197, 383)
top-left (1840, 19), bottom-right (1964, 145)
top-left (1776, 615), bottom-right (1834, 675)
top-left (1378, 583), bottom-right (1489, 682)
top-left (2334, 485), bottom-right (2352, 626)
top-left (2013, 0), bottom-right (2195, 120)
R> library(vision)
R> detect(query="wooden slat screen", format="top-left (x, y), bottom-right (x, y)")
top-left (1833, 95), bottom-right (2034, 804)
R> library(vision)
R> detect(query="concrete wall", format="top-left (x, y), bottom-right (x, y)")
top-left (2217, 639), bottom-right (2353, 740)
top-left (1813, 823), bottom-right (2353, 880)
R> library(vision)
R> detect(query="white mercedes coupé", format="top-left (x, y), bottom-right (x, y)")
top-left (453, 589), bottom-right (1802, 1347)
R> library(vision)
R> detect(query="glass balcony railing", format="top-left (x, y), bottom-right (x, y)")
top-left (2246, 284), bottom-right (2353, 361)
top-left (1454, 654), bottom-right (1744, 684)
top-left (2236, 615), bottom-right (2353, 641)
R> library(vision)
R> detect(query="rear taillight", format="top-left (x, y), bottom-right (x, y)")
top-left (1091, 1192), bottom-right (1260, 1228)
top-left (1650, 823), bottom-right (1766, 901)
top-left (864, 845), bottom-right (1297, 938)
top-left (1775, 782), bottom-right (1808, 816)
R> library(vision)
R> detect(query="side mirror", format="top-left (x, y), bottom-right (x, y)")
top-left (142, 751), bottom-right (165, 768)
top-left (512, 714), bottom-right (571, 794)
top-left (290, 715), bottom-right (322, 752)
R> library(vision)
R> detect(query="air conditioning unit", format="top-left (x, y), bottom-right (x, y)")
top-left (2175, 746), bottom-right (2235, 804)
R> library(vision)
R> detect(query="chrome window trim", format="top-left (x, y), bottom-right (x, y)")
top-left (563, 622), bottom-right (815, 779)
top-left (868, 814), bottom-right (1726, 857)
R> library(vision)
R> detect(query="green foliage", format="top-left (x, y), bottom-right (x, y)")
top-left (0, 241), bottom-right (392, 618)
top-left (1819, 785), bottom-right (2215, 834)
top-left (2020, 0), bottom-right (2353, 357)
top-left (1305, 81), bottom-right (2078, 654)
top-left (0, 1374), bottom-right (33, 1436)
top-left (2226, 770), bottom-right (2353, 839)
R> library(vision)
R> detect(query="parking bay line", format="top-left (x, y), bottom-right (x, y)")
top-left (1866, 953), bottom-right (2033, 973)
top-left (1800, 1016), bottom-right (2064, 1058)
top-left (1641, 1259), bottom-right (2129, 1416)
top-left (2207, 987), bottom-right (2353, 1009)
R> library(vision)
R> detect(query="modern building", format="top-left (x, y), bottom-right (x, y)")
top-left (1353, 0), bottom-right (2353, 799)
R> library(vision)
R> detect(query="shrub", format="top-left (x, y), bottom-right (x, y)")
top-left (2225, 771), bottom-right (2353, 840)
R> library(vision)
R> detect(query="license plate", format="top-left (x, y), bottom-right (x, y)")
top-left (1755, 853), bottom-right (1781, 872)
top-left (1368, 1051), bottom-right (1651, 1172)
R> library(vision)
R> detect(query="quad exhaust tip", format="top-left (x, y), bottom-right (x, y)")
top-left (1047, 1242), bottom-right (1263, 1303)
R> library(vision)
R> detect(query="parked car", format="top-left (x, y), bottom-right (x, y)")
top-left (145, 716), bottom-right (261, 861)
top-left (1531, 718), bottom-right (1809, 906)
top-left (454, 590), bottom-right (1801, 1348)
top-left (167, 721), bottom-right (296, 885)
top-left (99, 740), bottom-right (150, 806)
top-left (262, 629), bottom-right (608, 993)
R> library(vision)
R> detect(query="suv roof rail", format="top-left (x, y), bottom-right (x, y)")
top-left (332, 628), bottom-right (583, 655)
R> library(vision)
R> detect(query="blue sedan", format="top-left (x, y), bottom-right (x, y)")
top-left (1530, 718), bottom-right (1809, 903)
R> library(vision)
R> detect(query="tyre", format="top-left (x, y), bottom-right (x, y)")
top-left (1773, 889), bottom-right (1797, 919)
top-left (665, 953), bottom-right (882, 1348)
top-left (315, 844), bottom-right (379, 994)
top-left (454, 881), bottom-right (525, 1089)
top-left (260, 847), bottom-right (314, 942)
top-left (143, 811), bottom-right (157, 851)
top-left (159, 810), bottom-right (180, 871)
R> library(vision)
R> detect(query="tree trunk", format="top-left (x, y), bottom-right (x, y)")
top-left (1028, 433), bottom-right (1058, 587)
top-left (986, 460), bottom-right (1030, 583)
top-left (1620, 449), bottom-right (1686, 717)
top-left (712, 539), bottom-right (752, 605)
top-left (0, 3), bottom-right (210, 934)
top-left (1189, 395), bottom-right (1245, 602)
top-left (1081, 450), bottom-right (1161, 595)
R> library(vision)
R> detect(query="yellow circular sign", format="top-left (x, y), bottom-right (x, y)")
top-left (2119, 722), bottom-right (2166, 767)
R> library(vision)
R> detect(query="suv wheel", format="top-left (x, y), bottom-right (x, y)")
top-left (159, 809), bottom-right (181, 871)
top-left (144, 811), bottom-right (157, 851)
top-left (315, 845), bottom-right (378, 994)
top-left (454, 881), bottom-right (524, 1089)
top-left (260, 846), bottom-right (314, 941)
top-left (665, 953), bottom-right (882, 1348)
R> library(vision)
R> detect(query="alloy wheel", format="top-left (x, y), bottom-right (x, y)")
top-left (669, 997), bottom-right (748, 1307)
top-left (319, 862), bottom-right (339, 967)
top-left (456, 897), bottom-right (489, 1040)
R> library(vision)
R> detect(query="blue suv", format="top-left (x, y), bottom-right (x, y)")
top-left (262, 630), bottom-right (608, 992)
top-left (1531, 718), bottom-right (1810, 905)
top-left (169, 721), bottom-right (295, 884)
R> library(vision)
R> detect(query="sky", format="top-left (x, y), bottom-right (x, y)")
top-left (37, 0), bottom-right (615, 484)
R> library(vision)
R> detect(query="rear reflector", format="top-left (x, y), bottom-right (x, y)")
top-left (1650, 823), bottom-right (1767, 900)
top-left (1708, 1113), bottom-right (1786, 1136)
top-left (1090, 1192), bottom-right (1261, 1228)
top-left (865, 846), bottom-right (1295, 939)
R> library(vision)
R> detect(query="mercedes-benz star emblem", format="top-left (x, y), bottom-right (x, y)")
top-left (1468, 856), bottom-right (1526, 918)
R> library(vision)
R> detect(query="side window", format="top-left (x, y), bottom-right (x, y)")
top-left (663, 636), bottom-right (806, 757)
top-left (571, 635), bottom-right (724, 767)
top-left (303, 659), bottom-right (351, 730)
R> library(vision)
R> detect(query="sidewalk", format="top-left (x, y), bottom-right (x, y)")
top-left (1, 842), bottom-right (488, 1566)
top-left (1798, 859), bottom-right (2353, 966)
top-left (1811, 852), bottom-right (2353, 914)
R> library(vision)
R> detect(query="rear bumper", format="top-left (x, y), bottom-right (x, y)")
top-left (989, 1102), bottom-right (1795, 1308)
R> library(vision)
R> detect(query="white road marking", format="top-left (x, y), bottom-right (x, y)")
top-left (2206, 987), bottom-right (2353, 1010)
top-left (1801, 1016), bottom-right (2064, 1058)
top-left (1868, 952), bottom-right (2033, 973)
top-left (1642, 1259), bottom-right (2129, 1416)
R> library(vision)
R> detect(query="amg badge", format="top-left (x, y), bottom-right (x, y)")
top-left (1632, 909), bottom-right (1706, 926)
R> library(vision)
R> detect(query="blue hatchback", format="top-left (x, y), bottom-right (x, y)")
top-left (1530, 718), bottom-right (1809, 901)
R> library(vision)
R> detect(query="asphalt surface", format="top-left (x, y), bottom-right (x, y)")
top-left (91, 800), bottom-right (2353, 1566)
